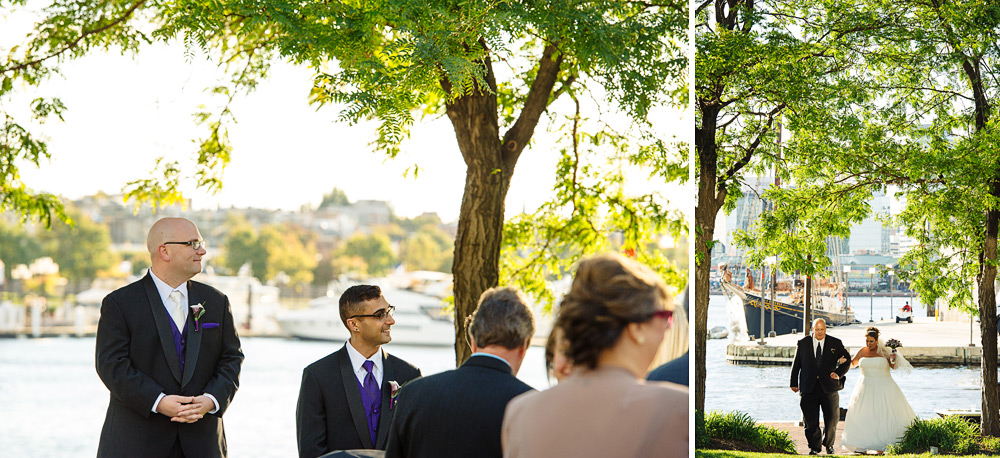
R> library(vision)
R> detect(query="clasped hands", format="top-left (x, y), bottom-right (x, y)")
top-left (157, 395), bottom-right (213, 423)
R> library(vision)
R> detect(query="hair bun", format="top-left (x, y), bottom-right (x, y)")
top-left (865, 326), bottom-right (880, 338)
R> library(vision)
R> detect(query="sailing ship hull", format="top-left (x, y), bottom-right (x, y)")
top-left (743, 291), bottom-right (855, 337)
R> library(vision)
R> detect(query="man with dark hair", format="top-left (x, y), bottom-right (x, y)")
top-left (384, 286), bottom-right (535, 458)
top-left (296, 285), bottom-right (421, 457)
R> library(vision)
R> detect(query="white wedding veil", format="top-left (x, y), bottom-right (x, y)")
top-left (876, 337), bottom-right (913, 374)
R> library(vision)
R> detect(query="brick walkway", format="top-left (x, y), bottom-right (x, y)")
top-left (763, 421), bottom-right (848, 455)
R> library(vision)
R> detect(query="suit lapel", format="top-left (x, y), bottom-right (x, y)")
top-left (181, 281), bottom-right (203, 388)
top-left (339, 346), bottom-right (374, 449)
top-left (143, 274), bottom-right (183, 383)
top-left (375, 349), bottom-right (395, 449)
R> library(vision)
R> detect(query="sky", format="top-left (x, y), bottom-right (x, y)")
top-left (3, 8), bottom-right (691, 223)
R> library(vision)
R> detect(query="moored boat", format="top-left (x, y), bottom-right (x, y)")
top-left (721, 280), bottom-right (855, 338)
top-left (276, 287), bottom-right (456, 346)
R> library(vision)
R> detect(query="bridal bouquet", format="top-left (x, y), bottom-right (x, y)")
top-left (886, 338), bottom-right (902, 352)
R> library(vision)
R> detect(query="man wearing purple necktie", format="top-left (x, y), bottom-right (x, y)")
top-left (95, 217), bottom-right (244, 458)
top-left (296, 285), bottom-right (421, 457)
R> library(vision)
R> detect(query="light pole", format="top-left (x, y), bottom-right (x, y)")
top-left (888, 267), bottom-right (894, 320)
top-left (767, 256), bottom-right (778, 337)
top-left (758, 265), bottom-right (766, 345)
top-left (868, 267), bottom-right (876, 322)
top-left (842, 265), bottom-right (851, 314)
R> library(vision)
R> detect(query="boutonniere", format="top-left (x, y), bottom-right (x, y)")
top-left (389, 380), bottom-right (401, 410)
top-left (190, 303), bottom-right (206, 331)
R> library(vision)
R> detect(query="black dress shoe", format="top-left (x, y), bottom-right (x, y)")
top-left (826, 447), bottom-right (835, 454)
top-left (809, 450), bottom-right (819, 455)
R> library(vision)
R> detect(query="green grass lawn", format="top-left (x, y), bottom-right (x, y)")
top-left (697, 451), bottom-right (995, 458)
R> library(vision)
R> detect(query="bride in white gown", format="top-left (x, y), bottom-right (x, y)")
top-left (841, 326), bottom-right (917, 452)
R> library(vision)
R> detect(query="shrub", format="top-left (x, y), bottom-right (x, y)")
top-left (890, 416), bottom-right (980, 455)
top-left (703, 410), bottom-right (796, 454)
top-left (696, 410), bottom-right (711, 448)
top-left (980, 435), bottom-right (1000, 454)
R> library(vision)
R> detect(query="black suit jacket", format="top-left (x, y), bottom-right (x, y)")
top-left (95, 273), bottom-right (244, 458)
top-left (296, 345), bottom-right (421, 458)
top-left (790, 335), bottom-right (851, 394)
top-left (384, 354), bottom-right (535, 458)
top-left (647, 351), bottom-right (689, 386)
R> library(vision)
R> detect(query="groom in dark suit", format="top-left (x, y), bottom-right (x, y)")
top-left (790, 318), bottom-right (851, 455)
top-left (384, 287), bottom-right (536, 458)
top-left (96, 217), bottom-right (244, 458)
top-left (296, 285), bottom-right (421, 457)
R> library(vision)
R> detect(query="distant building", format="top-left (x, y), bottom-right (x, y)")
top-left (717, 176), bottom-right (777, 256)
top-left (848, 190), bottom-right (891, 254)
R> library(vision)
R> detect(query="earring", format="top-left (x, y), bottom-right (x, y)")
top-left (637, 335), bottom-right (645, 345)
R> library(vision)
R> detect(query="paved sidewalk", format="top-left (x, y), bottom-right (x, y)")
top-left (764, 421), bottom-right (847, 455)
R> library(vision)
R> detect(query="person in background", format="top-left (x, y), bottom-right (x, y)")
top-left (544, 326), bottom-right (574, 383)
top-left (95, 217), bottom-right (244, 458)
top-left (296, 285), bottom-right (421, 457)
top-left (501, 253), bottom-right (688, 458)
top-left (648, 285), bottom-right (689, 385)
top-left (385, 286), bottom-right (535, 458)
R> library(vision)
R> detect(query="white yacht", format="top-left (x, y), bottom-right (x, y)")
top-left (276, 287), bottom-right (456, 346)
top-left (277, 282), bottom-right (554, 347)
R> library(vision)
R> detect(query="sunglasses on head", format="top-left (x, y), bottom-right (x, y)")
top-left (649, 309), bottom-right (673, 326)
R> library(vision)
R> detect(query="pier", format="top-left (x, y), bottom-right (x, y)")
top-left (727, 317), bottom-right (989, 366)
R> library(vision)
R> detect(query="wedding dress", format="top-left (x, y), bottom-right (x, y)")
top-left (841, 352), bottom-right (917, 452)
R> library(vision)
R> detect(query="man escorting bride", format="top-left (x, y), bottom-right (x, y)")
top-left (841, 326), bottom-right (918, 453)
top-left (790, 319), bottom-right (852, 455)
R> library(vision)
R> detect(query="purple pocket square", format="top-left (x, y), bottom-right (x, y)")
top-left (202, 323), bottom-right (220, 329)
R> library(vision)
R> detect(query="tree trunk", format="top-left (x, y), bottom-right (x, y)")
top-left (963, 55), bottom-right (999, 436)
top-left (804, 256), bottom-right (812, 336)
top-left (445, 77), bottom-right (507, 365)
top-left (450, 155), bottom-right (509, 364)
top-left (694, 104), bottom-right (723, 412)
top-left (443, 41), bottom-right (563, 365)
top-left (980, 181), bottom-right (1000, 436)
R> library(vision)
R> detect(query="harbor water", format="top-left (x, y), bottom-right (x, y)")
top-left (706, 294), bottom-right (983, 421)
top-left (0, 336), bottom-right (551, 457)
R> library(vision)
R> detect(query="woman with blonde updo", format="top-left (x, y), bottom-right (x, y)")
top-left (841, 326), bottom-right (917, 452)
top-left (543, 326), bottom-right (574, 383)
top-left (501, 253), bottom-right (688, 458)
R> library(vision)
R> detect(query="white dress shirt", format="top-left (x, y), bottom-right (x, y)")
top-left (812, 336), bottom-right (826, 357)
top-left (346, 341), bottom-right (384, 388)
top-left (148, 269), bottom-right (219, 414)
top-left (470, 352), bottom-right (512, 369)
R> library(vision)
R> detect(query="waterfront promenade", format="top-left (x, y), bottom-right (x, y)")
top-left (762, 421), bottom-right (845, 455)
top-left (728, 316), bottom-right (987, 366)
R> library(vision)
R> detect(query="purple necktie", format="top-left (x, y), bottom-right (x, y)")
top-left (362, 360), bottom-right (380, 445)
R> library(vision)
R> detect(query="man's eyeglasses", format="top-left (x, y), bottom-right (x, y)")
top-left (164, 240), bottom-right (207, 250)
top-left (350, 305), bottom-right (395, 321)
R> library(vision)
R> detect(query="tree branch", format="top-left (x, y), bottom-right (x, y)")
top-left (501, 42), bottom-right (563, 171)
top-left (0, 1), bottom-right (148, 75)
